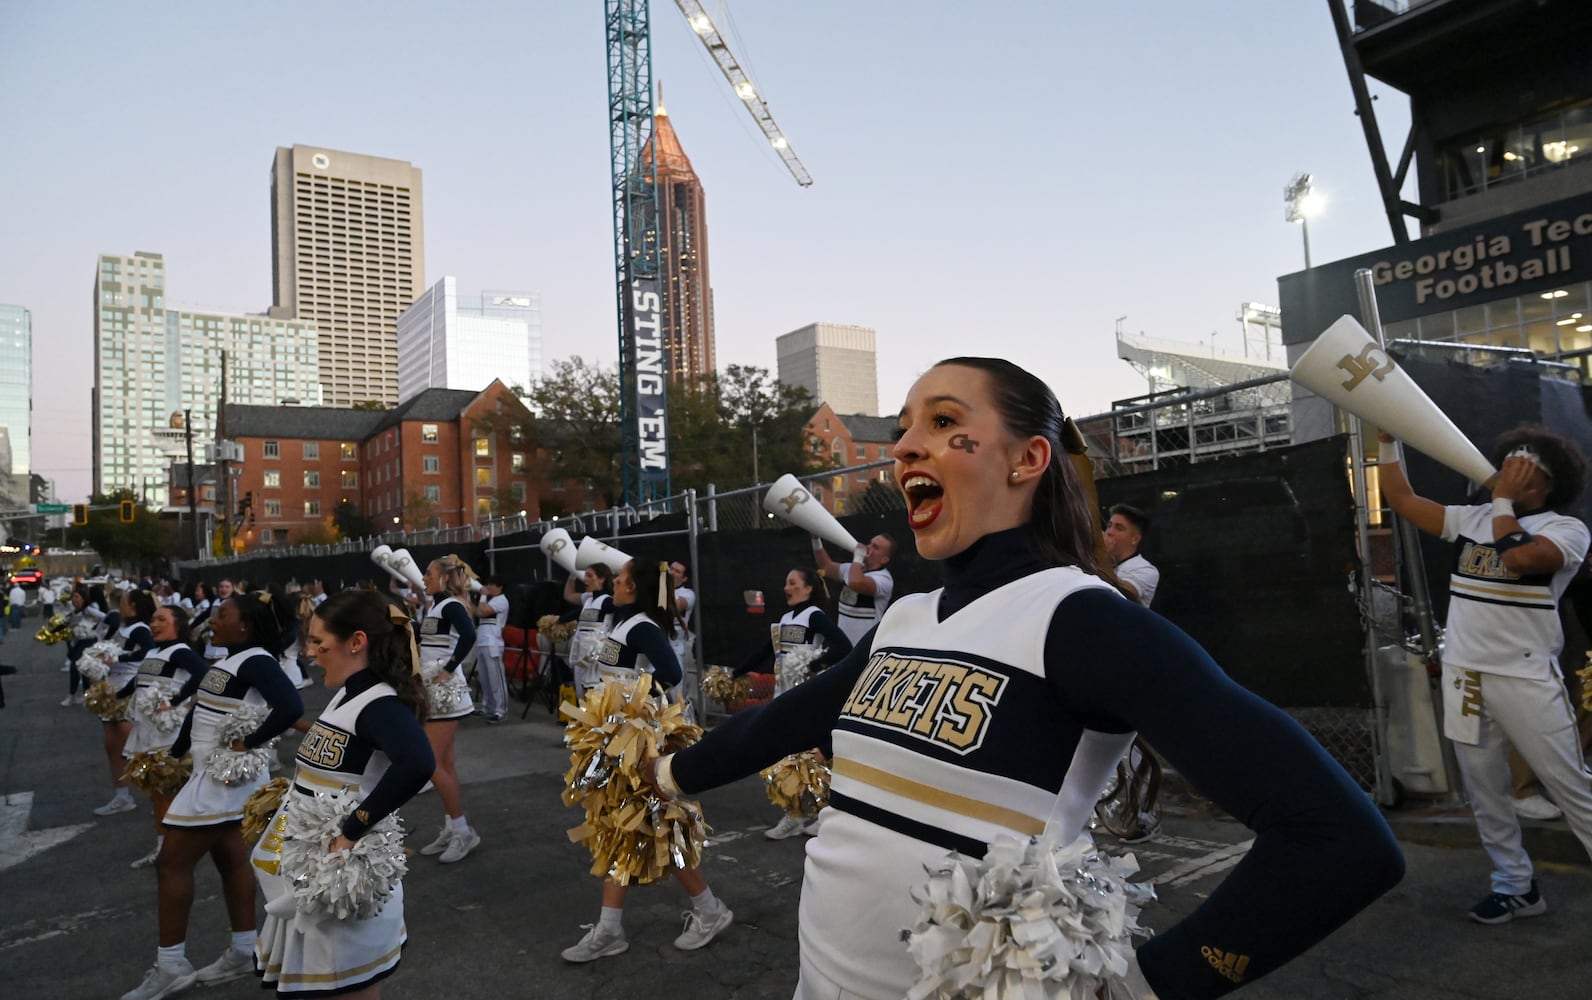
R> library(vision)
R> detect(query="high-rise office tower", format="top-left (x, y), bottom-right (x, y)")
top-left (396, 277), bottom-right (543, 403)
top-left (643, 104), bottom-right (715, 383)
top-left (776, 322), bottom-right (880, 416)
top-left (93, 252), bottom-right (321, 507)
top-left (0, 304), bottom-right (31, 479)
top-left (270, 144), bottom-right (426, 407)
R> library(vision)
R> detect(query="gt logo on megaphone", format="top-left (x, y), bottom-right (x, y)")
top-left (1336, 345), bottom-right (1395, 392)
top-left (778, 488), bottom-right (809, 514)
top-left (548, 539), bottom-right (566, 554)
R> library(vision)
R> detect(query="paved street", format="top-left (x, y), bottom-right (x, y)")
top-left (3, 629), bottom-right (1591, 999)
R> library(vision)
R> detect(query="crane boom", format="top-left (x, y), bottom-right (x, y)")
top-left (674, 0), bottom-right (813, 187)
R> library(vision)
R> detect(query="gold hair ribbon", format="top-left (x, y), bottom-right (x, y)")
top-left (388, 604), bottom-right (421, 675)
top-left (658, 562), bottom-right (671, 611)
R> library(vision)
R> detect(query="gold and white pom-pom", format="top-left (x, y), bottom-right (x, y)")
top-left (775, 645), bottom-right (826, 693)
top-left (123, 751), bottom-right (193, 797)
top-left (419, 660), bottom-right (469, 715)
top-left (761, 750), bottom-right (830, 817)
top-left (701, 665), bottom-right (750, 711)
top-left (242, 777), bottom-right (291, 847)
top-left (131, 685), bottom-right (185, 735)
top-left (280, 788), bottom-right (407, 921)
top-left (203, 705), bottom-right (274, 786)
top-left (77, 644), bottom-right (117, 683)
top-left (902, 834), bottom-right (1154, 1000)
top-left (560, 674), bottom-right (709, 885)
top-left (84, 679), bottom-right (130, 719)
top-left (537, 614), bottom-right (577, 647)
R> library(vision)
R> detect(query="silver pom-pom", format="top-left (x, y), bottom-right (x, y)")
top-left (203, 705), bottom-right (273, 786)
top-left (775, 644), bottom-right (825, 693)
top-left (903, 834), bottom-right (1154, 1000)
top-left (78, 642), bottom-right (119, 683)
top-left (420, 659), bottom-right (468, 715)
top-left (569, 623), bottom-right (612, 674)
top-left (132, 684), bottom-right (184, 735)
top-left (279, 789), bottom-right (407, 921)
top-left (73, 619), bottom-right (99, 640)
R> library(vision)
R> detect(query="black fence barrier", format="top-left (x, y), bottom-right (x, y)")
top-left (1095, 435), bottom-right (1368, 709)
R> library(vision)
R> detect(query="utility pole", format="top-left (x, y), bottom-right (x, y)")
top-left (183, 407), bottom-right (201, 559)
top-left (217, 352), bottom-right (231, 556)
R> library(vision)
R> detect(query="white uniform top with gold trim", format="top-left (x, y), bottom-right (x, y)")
top-left (802, 567), bottom-right (1136, 999)
top-left (253, 681), bottom-right (407, 995)
top-left (108, 621), bottom-right (150, 692)
top-left (123, 642), bottom-right (197, 756)
top-left (163, 646), bottom-right (275, 826)
top-left (570, 592), bottom-right (616, 691)
top-left (771, 604), bottom-right (825, 695)
top-left (419, 595), bottom-right (474, 720)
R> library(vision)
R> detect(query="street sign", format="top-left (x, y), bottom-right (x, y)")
top-left (33, 503), bottom-right (71, 514)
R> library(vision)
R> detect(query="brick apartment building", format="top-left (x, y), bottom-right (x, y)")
top-left (212, 380), bottom-right (554, 550)
top-left (801, 403), bottom-right (898, 514)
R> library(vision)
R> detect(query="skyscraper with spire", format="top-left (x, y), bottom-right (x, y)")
top-left (642, 99), bottom-right (716, 384)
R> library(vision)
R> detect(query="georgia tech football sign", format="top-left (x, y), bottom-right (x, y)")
top-left (840, 651), bottom-right (1006, 753)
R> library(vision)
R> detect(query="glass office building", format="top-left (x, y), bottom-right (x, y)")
top-left (396, 276), bottom-right (541, 402)
top-left (0, 304), bottom-right (30, 478)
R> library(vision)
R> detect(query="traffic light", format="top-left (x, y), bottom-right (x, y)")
top-left (119, 500), bottom-right (135, 523)
top-left (72, 503), bottom-right (88, 526)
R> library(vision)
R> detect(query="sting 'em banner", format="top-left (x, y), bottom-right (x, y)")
top-left (630, 277), bottom-right (669, 487)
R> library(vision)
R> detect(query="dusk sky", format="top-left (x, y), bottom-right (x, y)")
top-left (0, 1), bottom-right (1415, 501)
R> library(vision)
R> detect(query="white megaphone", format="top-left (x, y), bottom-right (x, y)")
top-left (540, 528), bottom-right (580, 575)
top-left (370, 545), bottom-right (403, 583)
top-left (387, 548), bottom-right (427, 592)
top-left (1291, 315), bottom-right (1498, 485)
top-left (575, 536), bottom-right (632, 573)
top-left (763, 473), bottom-right (860, 551)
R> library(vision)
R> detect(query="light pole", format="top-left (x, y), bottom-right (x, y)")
top-left (1284, 172), bottom-right (1323, 269)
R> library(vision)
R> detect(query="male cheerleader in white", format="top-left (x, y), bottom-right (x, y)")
top-left (812, 533), bottom-right (895, 646)
top-left (1380, 425), bottom-right (1592, 923)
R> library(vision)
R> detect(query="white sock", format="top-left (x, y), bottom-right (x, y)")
top-left (115, 787), bottom-right (134, 802)
top-left (231, 929), bottom-right (257, 953)
top-left (598, 906), bottom-right (625, 933)
top-left (690, 887), bottom-right (719, 914)
top-left (157, 943), bottom-right (186, 968)
top-left (449, 814), bottom-right (469, 832)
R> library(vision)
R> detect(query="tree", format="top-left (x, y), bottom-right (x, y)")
top-left (331, 500), bottom-right (376, 541)
top-left (400, 485), bottom-right (436, 531)
top-left (63, 489), bottom-right (174, 576)
top-left (490, 484), bottom-right (524, 517)
top-left (520, 357), bottom-right (624, 507)
top-left (295, 519), bottom-right (339, 546)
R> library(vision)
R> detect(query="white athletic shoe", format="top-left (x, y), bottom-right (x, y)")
top-left (419, 825), bottom-right (454, 856)
top-left (94, 796), bottom-right (137, 817)
top-left (800, 814), bottom-right (822, 837)
top-left (561, 923), bottom-right (629, 963)
top-left (764, 814), bottom-right (807, 840)
top-left (193, 947), bottom-right (253, 985)
top-left (119, 959), bottom-right (196, 1000)
top-left (130, 846), bottom-right (161, 869)
top-left (59, 695), bottom-right (75, 706)
top-left (439, 826), bottom-right (480, 863)
top-left (1512, 795), bottom-right (1563, 821)
top-left (673, 904), bottom-right (733, 950)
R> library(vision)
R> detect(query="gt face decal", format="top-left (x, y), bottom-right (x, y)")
top-left (840, 652), bottom-right (1006, 753)
top-left (947, 433), bottom-right (979, 453)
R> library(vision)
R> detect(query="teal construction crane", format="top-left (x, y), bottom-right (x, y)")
top-left (604, 0), bottom-right (810, 504)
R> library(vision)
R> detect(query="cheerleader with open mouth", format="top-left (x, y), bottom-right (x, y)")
top-left (652, 357), bottom-right (1405, 999)
top-left (119, 591), bottom-right (302, 1000)
top-left (251, 589), bottom-right (434, 998)
top-left (122, 604), bottom-right (207, 868)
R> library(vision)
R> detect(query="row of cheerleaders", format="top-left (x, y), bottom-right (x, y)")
top-left (57, 557), bottom-right (1153, 1000)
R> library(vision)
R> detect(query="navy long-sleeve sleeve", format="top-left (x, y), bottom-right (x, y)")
top-left (808, 609), bottom-right (852, 670)
top-left (235, 656), bottom-right (303, 749)
top-left (626, 617), bottom-right (683, 688)
top-left (342, 685), bottom-right (435, 840)
top-left (117, 623), bottom-right (155, 661)
top-left (733, 636), bottom-right (775, 677)
top-left (439, 600), bottom-right (476, 671)
top-left (167, 647), bottom-right (208, 706)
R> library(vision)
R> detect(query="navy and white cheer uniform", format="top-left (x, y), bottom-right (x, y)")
top-left (670, 527), bottom-right (1403, 1000)
top-left (252, 669), bottom-right (434, 996)
top-left (100, 620), bottom-right (155, 722)
top-left (593, 606), bottom-right (683, 697)
top-left (1438, 502), bottom-right (1592, 896)
top-left (569, 593), bottom-right (616, 696)
top-left (419, 594), bottom-right (476, 721)
top-left (735, 602), bottom-right (853, 695)
top-left (123, 640), bottom-right (204, 757)
top-left (835, 567), bottom-right (893, 647)
top-left (165, 647), bottom-right (302, 826)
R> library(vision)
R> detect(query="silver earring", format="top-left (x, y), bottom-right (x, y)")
top-left (1009, 471), bottom-right (1020, 480)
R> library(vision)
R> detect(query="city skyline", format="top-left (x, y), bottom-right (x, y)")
top-left (0, 2), bottom-right (1418, 501)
